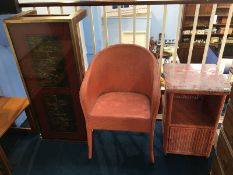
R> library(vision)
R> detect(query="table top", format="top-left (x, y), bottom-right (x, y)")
top-left (164, 64), bottom-right (231, 95)
top-left (0, 97), bottom-right (29, 137)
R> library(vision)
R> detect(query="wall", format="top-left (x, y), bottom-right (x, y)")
top-left (18, 1), bottom-right (180, 64)
top-left (84, 5), bottom-right (180, 63)
top-left (105, 5), bottom-right (180, 46)
top-left (0, 14), bottom-right (27, 126)
top-left (150, 5), bottom-right (180, 41)
top-left (107, 17), bottom-right (148, 45)
top-left (81, 6), bottom-right (103, 64)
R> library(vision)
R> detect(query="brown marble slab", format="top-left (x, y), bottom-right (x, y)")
top-left (164, 64), bottom-right (231, 95)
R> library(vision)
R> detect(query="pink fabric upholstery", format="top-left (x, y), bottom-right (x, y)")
top-left (90, 92), bottom-right (150, 131)
top-left (79, 44), bottom-right (161, 163)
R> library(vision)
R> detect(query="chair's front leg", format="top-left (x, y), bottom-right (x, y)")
top-left (0, 145), bottom-right (12, 175)
top-left (87, 128), bottom-right (93, 159)
top-left (149, 121), bottom-right (155, 164)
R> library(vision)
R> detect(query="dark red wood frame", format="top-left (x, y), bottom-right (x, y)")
top-left (6, 21), bottom-right (86, 140)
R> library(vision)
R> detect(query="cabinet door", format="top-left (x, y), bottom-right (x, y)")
top-left (7, 22), bottom-right (86, 140)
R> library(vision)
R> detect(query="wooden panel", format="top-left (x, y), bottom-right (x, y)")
top-left (183, 4), bottom-right (212, 29)
top-left (0, 97), bottom-right (29, 137)
top-left (184, 4), bottom-right (213, 16)
top-left (217, 130), bottom-right (233, 175)
top-left (18, 1), bottom-right (233, 7)
top-left (184, 4), bottom-right (195, 16)
top-left (229, 87), bottom-right (233, 101)
top-left (200, 4), bottom-right (212, 15)
top-left (223, 102), bottom-right (233, 149)
top-left (211, 155), bottom-right (224, 175)
top-left (178, 43), bottom-right (205, 63)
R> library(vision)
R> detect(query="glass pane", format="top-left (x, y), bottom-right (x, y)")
top-left (43, 94), bottom-right (76, 132)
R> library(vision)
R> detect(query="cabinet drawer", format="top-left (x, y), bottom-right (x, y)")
top-left (223, 103), bottom-right (233, 149)
top-left (211, 155), bottom-right (224, 175)
top-left (217, 130), bottom-right (233, 175)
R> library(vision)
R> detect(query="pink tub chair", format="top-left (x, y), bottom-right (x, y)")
top-left (80, 44), bottom-right (161, 163)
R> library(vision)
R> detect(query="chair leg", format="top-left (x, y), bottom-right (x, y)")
top-left (149, 127), bottom-right (155, 164)
top-left (87, 129), bottom-right (93, 159)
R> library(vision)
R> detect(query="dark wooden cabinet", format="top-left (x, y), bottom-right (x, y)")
top-left (179, 3), bottom-right (233, 63)
top-left (211, 86), bottom-right (233, 175)
top-left (177, 43), bottom-right (205, 63)
top-left (211, 156), bottom-right (224, 175)
top-left (4, 10), bottom-right (87, 140)
top-left (181, 4), bottom-right (232, 43)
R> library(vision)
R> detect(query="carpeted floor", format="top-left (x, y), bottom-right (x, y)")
top-left (1, 121), bottom-right (213, 175)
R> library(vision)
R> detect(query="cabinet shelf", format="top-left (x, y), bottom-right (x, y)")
top-left (183, 24), bottom-right (233, 28)
top-left (185, 15), bottom-right (228, 18)
top-left (214, 24), bottom-right (233, 27)
top-left (171, 95), bottom-right (216, 128)
top-left (182, 33), bottom-right (233, 37)
top-left (181, 3), bottom-right (232, 64)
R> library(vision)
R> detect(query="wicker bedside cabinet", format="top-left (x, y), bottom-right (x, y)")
top-left (163, 64), bottom-right (230, 156)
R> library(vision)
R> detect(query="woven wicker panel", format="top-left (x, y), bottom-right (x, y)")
top-left (167, 127), bottom-right (213, 156)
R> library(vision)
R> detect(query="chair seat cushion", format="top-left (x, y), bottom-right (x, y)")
top-left (89, 92), bottom-right (151, 132)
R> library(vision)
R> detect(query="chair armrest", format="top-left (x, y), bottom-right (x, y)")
top-left (151, 68), bottom-right (161, 120)
top-left (80, 69), bottom-right (93, 123)
top-left (79, 65), bottom-right (104, 125)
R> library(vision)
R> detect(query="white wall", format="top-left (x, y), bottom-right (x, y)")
top-left (150, 5), bottom-right (180, 41)
top-left (18, 1), bottom-right (180, 63)
top-left (0, 14), bottom-right (27, 126)
top-left (101, 5), bottom-right (180, 50)
top-left (107, 17), bottom-right (148, 46)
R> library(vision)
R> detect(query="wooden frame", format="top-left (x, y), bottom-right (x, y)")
top-left (0, 97), bottom-right (37, 175)
top-left (18, 1), bottom-right (233, 7)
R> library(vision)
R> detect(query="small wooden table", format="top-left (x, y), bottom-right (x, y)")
top-left (162, 64), bottom-right (231, 157)
top-left (0, 97), bottom-right (37, 175)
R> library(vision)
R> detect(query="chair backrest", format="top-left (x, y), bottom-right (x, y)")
top-left (88, 44), bottom-right (158, 98)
